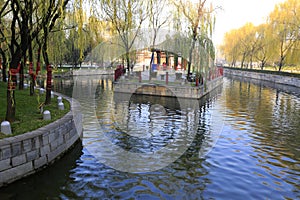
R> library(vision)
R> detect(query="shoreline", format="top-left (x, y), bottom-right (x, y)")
top-left (0, 93), bottom-right (83, 188)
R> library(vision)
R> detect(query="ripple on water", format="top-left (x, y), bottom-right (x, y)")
top-left (61, 77), bottom-right (300, 199)
top-left (2, 77), bottom-right (300, 199)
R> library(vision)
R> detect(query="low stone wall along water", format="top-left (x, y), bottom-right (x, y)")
top-left (224, 68), bottom-right (300, 88)
top-left (0, 95), bottom-right (82, 187)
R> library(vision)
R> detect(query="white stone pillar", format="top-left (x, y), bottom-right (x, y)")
top-left (57, 96), bottom-right (62, 104)
top-left (39, 88), bottom-right (45, 94)
top-left (1, 121), bottom-right (12, 135)
top-left (43, 110), bottom-right (51, 120)
top-left (58, 102), bottom-right (64, 110)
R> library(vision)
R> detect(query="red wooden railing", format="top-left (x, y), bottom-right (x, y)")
top-left (114, 65), bottom-right (125, 81)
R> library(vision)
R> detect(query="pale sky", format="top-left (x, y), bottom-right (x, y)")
top-left (212, 0), bottom-right (286, 46)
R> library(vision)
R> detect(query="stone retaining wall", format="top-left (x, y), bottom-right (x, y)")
top-left (72, 69), bottom-right (114, 76)
top-left (0, 94), bottom-right (82, 187)
top-left (224, 68), bottom-right (300, 87)
top-left (114, 77), bottom-right (223, 99)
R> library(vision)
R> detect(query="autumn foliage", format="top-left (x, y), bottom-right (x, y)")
top-left (220, 0), bottom-right (300, 71)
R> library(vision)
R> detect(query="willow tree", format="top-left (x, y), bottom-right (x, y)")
top-left (220, 29), bottom-right (240, 67)
top-left (48, 22), bottom-right (68, 68)
top-left (41, 0), bottom-right (70, 105)
top-left (236, 23), bottom-right (258, 69)
top-left (172, 0), bottom-right (215, 79)
top-left (84, 16), bottom-right (105, 66)
top-left (2, 0), bottom-right (43, 121)
top-left (100, 0), bottom-right (148, 72)
top-left (5, 0), bottom-right (24, 122)
top-left (1, 0), bottom-right (70, 121)
top-left (255, 23), bottom-right (274, 70)
top-left (268, 0), bottom-right (300, 71)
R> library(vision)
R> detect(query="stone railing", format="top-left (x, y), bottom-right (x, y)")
top-left (0, 94), bottom-right (82, 187)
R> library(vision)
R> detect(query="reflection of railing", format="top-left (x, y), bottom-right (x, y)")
top-left (114, 65), bottom-right (125, 81)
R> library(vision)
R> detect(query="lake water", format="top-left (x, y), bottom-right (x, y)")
top-left (0, 75), bottom-right (299, 199)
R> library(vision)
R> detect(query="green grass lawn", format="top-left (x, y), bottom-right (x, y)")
top-left (0, 81), bottom-right (70, 138)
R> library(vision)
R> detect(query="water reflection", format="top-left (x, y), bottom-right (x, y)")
top-left (0, 75), bottom-right (299, 199)
top-left (72, 75), bottom-right (223, 173)
top-left (217, 75), bottom-right (300, 199)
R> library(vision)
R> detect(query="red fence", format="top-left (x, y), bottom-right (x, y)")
top-left (114, 65), bottom-right (125, 81)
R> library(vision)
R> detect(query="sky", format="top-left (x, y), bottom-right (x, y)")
top-left (212, 0), bottom-right (286, 46)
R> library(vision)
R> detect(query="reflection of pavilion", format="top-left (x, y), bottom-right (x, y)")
top-left (71, 75), bottom-right (224, 171)
top-left (112, 91), bottom-right (200, 153)
top-left (111, 82), bottom-right (224, 155)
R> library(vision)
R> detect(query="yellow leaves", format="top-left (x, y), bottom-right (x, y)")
top-left (221, 0), bottom-right (300, 68)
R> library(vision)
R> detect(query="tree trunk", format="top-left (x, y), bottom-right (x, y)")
top-left (45, 64), bottom-right (52, 105)
top-left (250, 56), bottom-right (253, 70)
top-left (1, 52), bottom-right (7, 82)
top-left (278, 57), bottom-right (284, 71)
top-left (6, 87), bottom-right (16, 122)
top-left (6, 64), bottom-right (18, 122)
top-left (28, 36), bottom-right (35, 96)
top-left (187, 38), bottom-right (196, 80)
top-left (6, 2), bottom-right (19, 122)
top-left (174, 54), bottom-right (178, 69)
top-left (35, 47), bottom-right (41, 79)
top-left (260, 59), bottom-right (266, 70)
top-left (126, 51), bottom-right (130, 74)
top-left (19, 59), bottom-right (24, 90)
top-left (43, 30), bottom-right (52, 105)
top-left (241, 53), bottom-right (246, 69)
top-left (30, 62), bottom-right (35, 96)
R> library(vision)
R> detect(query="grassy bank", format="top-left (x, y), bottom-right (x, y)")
top-left (0, 82), bottom-right (70, 138)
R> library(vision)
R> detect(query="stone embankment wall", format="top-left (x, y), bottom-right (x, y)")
top-left (72, 69), bottom-right (114, 76)
top-left (114, 77), bottom-right (223, 99)
top-left (224, 68), bottom-right (300, 88)
top-left (0, 95), bottom-right (82, 187)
